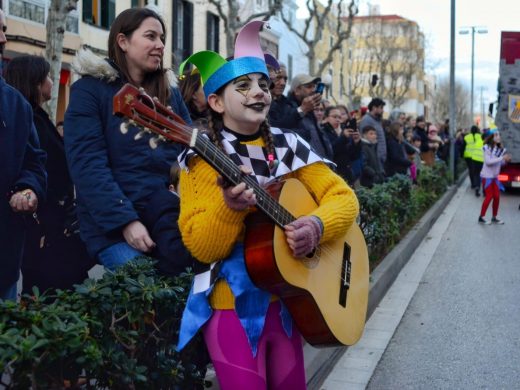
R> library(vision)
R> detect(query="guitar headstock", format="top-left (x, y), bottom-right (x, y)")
top-left (113, 83), bottom-right (193, 148)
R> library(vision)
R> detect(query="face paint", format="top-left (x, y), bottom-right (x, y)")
top-left (219, 73), bottom-right (272, 134)
top-left (232, 75), bottom-right (270, 99)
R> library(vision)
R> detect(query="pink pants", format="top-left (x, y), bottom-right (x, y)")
top-left (480, 179), bottom-right (500, 217)
top-left (203, 301), bottom-right (306, 390)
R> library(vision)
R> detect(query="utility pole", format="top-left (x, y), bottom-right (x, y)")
top-left (449, 0), bottom-right (456, 181)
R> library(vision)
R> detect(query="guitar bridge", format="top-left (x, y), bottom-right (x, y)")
top-left (339, 242), bottom-right (352, 308)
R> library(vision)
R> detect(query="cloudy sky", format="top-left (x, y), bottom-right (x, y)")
top-left (368, 0), bottom-right (519, 106)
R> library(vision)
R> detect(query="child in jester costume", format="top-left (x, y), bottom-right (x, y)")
top-left (176, 20), bottom-right (359, 389)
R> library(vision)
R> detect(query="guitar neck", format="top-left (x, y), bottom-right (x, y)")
top-left (192, 131), bottom-right (295, 228)
top-left (111, 83), bottom-right (295, 228)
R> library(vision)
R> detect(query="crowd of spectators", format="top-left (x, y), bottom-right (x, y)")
top-left (267, 68), bottom-right (458, 190)
top-left (2, 17), bottom-right (460, 300)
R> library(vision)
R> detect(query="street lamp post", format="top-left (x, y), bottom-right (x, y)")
top-left (449, 0), bottom-right (456, 182)
top-left (459, 26), bottom-right (487, 126)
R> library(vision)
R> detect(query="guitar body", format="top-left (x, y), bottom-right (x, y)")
top-left (244, 178), bottom-right (369, 347)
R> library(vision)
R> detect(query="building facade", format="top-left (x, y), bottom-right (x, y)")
top-left (0, 0), bottom-right (228, 121)
top-left (345, 13), bottom-right (427, 116)
top-left (0, 0), bottom-right (311, 120)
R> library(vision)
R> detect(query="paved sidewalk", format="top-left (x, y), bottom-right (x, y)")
top-left (320, 184), bottom-right (466, 390)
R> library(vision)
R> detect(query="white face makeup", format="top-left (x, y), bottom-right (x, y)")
top-left (209, 73), bottom-right (272, 135)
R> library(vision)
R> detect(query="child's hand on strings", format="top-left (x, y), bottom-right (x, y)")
top-left (217, 166), bottom-right (257, 211)
top-left (284, 216), bottom-right (323, 258)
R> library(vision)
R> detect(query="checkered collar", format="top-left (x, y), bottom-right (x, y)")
top-left (179, 127), bottom-right (331, 187)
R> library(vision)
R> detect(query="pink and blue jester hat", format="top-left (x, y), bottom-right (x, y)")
top-left (179, 20), bottom-right (279, 99)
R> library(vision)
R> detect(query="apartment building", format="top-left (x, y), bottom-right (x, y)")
top-left (346, 13), bottom-right (427, 116)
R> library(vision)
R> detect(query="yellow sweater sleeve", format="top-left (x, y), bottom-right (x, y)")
top-left (178, 156), bottom-right (249, 263)
top-left (286, 162), bottom-right (359, 242)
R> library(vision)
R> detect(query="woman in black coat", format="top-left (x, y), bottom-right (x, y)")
top-left (385, 121), bottom-right (412, 177)
top-left (5, 56), bottom-right (94, 294)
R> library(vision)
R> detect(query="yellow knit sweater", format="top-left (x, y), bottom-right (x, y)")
top-left (178, 137), bottom-right (359, 309)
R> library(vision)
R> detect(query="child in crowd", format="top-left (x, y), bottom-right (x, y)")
top-left (175, 21), bottom-right (359, 389)
top-left (410, 134), bottom-right (423, 183)
top-left (478, 129), bottom-right (511, 224)
top-left (360, 125), bottom-right (385, 188)
top-left (314, 100), bottom-right (326, 125)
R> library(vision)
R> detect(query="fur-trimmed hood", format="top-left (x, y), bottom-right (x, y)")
top-left (71, 47), bottom-right (177, 87)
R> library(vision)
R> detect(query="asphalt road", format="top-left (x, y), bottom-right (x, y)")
top-left (367, 186), bottom-right (520, 389)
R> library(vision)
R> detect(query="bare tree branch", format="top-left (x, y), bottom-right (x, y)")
top-left (280, 0), bottom-right (358, 76)
top-left (354, 16), bottom-right (424, 108)
top-left (208, 0), bottom-right (283, 56)
top-left (431, 78), bottom-right (471, 126)
top-left (245, 0), bottom-right (284, 24)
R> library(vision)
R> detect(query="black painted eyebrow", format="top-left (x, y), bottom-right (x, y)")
top-left (232, 75), bottom-right (252, 84)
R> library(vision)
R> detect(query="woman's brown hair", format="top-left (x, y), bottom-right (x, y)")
top-left (5, 55), bottom-right (50, 108)
top-left (388, 121), bottom-right (403, 141)
top-left (179, 70), bottom-right (202, 114)
top-left (107, 8), bottom-right (170, 105)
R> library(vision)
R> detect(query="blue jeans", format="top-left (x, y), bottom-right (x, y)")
top-left (0, 281), bottom-right (18, 301)
top-left (97, 242), bottom-right (142, 272)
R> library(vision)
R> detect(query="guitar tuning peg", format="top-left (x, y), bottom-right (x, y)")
top-left (134, 131), bottom-right (146, 140)
top-left (129, 120), bottom-right (136, 126)
top-left (149, 136), bottom-right (160, 149)
top-left (120, 121), bottom-right (129, 134)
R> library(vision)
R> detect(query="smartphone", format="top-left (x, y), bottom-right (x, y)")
top-left (315, 82), bottom-right (325, 94)
top-left (348, 118), bottom-right (357, 130)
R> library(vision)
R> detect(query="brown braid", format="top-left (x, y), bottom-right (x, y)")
top-left (207, 110), bottom-right (224, 152)
top-left (260, 119), bottom-right (277, 170)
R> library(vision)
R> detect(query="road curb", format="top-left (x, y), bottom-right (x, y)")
top-left (305, 172), bottom-right (467, 389)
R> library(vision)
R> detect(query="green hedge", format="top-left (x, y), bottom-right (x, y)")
top-left (357, 163), bottom-right (450, 263)
top-left (0, 259), bottom-right (206, 389)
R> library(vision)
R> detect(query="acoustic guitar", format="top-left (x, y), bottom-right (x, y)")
top-left (113, 84), bottom-right (369, 347)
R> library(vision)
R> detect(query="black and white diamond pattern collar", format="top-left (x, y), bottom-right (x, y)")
top-left (179, 127), bottom-right (331, 187)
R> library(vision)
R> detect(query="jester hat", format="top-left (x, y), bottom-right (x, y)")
top-left (179, 20), bottom-right (278, 98)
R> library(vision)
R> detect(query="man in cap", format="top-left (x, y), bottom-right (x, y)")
top-left (269, 73), bottom-right (331, 159)
top-left (359, 97), bottom-right (387, 166)
top-left (0, 8), bottom-right (47, 300)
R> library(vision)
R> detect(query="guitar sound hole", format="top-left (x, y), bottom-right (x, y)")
top-left (302, 247), bottom-right (320, 269)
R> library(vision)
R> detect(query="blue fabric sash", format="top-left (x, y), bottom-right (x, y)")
top-left (483, 178), bottom-right (505, 192)
top-left (176, 243), bottom-right (292, 356)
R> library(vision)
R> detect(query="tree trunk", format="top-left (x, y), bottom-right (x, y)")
top-left (44, 0), bottom-right (77, 123)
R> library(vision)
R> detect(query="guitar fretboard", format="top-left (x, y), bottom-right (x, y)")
top-left (193, 133), bottom-right (296, 228)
